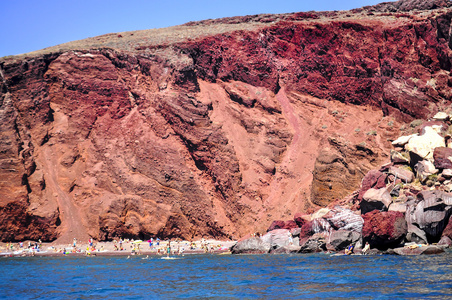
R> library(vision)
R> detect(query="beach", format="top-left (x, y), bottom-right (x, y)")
top-left (0, 239), bottom-right (236, 258)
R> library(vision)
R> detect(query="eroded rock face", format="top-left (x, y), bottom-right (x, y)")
top-left (2, 1), bottom-right (452, 242)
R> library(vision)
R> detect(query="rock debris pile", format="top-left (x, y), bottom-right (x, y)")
top-left (233, 112), bottom-right (452, 255)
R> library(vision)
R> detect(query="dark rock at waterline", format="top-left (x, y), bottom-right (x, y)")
top-left (270, 245), bottom-right (302, 254)
top-left (362, 210), bottom-right (407, 249)
top-left (392, 245), bottom-right (445, 255)
top-left (230, 237), bottom-right (270, 254)
top-left (261, 229), bottom-right (292, 250)
top-left (299, 233), bottom-right (327, 253)
top-left (438, 235), bottom-right (452, 247)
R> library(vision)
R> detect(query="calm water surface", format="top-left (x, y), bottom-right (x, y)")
top-left (0, 251), bottom-right (451, 299)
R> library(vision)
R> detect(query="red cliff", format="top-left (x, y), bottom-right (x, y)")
top-left (1, 0), bottom-right (452, 242)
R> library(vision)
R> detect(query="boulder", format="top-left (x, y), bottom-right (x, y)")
top-left (293, 212), bottom-right (309, 227)
top-left (290, 227), bottom-right (301, 237)
top-left (410, 190), bottom-right (452, 242)
top-left (261, 229), bottom-right (292, 250)
top-left (358, 170), bottom-right (388, 200)
top-left (414, 160), bottom-right (438, 183)
top-left (390, 150), bottom-right (410, 164)
top-left (392, 245), bottom-right (445, 255)
top-left (362, 210), bottom-right (407, 249)
top-left (391, 134), bottom-right (417, 147)
top-left (361, 187), bottom-right (392, 214)
top-left (438, 236), bottom-right (452, 247)
top-left (270, 244), bottom-right (302, 254)
top-left (388, 166), bottom-right (414, 183)
top-left (282, 220), bottom-right (299, 230)
top-left (267, 220), bottom-right (285, 232)
top-left (299, 233), bottom-right (327, 253)
top-left (311, 218), bottom-right (332, 233)
top-left (433, 112), bottom-right (449, 121)
top-left (299, 220), bottom-right (315, 240)
top-left (405, 126), bottom-right (445, 160)
top-left (388, 202), bottom-right (407, 213)
top-left (441, 215), bottom-right (452, 239)
top-left (433, 147), bottom-right (452, 170)
top-left (442, 169), bottom-right (452, 178)
top-left (311, 208), bottom-right (330, 219)
top-left (405, 199), bottom-right (429, 244)
top-left (322, 206), bottom-right (364, 232)
top-left (231, 237), bottom-right (271, 254)
top-left (419, 122), bottom-right (447, 135)
top-left (327, 229), bottom-right (361, 251)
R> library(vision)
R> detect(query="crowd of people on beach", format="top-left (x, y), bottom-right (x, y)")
top-left (0, 237), bottom-right (232, 257)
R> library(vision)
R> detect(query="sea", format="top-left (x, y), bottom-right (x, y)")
top-left (1, 251), bottom-right (451, 299)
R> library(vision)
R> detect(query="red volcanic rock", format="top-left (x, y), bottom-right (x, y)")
top-left (1, 2), bottom-right (452, 242)
top-left (299, 221), bottom-right (315, 241)
top-left (434, 147), bottom-right (452, 169)
top-left (362, 210), bottom-right (407, 249)
top-left (394, 0), bottom-right (452, 11)
top-left (267, 220), bottom-right (286, 232)
top-left (293, 213), bottom-right (308, 227)
top-left (438, 235), bottom-right (452, 247)
top-left (358, 170), bottom-right (387, 201)
top-left (283, 220), bottom-right (299, 230)
top-left (267, 220), bottom-right (299, 232)
top-left (441, 215), bottom-right (452, 239)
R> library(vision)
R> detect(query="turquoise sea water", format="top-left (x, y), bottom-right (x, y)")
top-left (1, 251), bottom-right (451, 299)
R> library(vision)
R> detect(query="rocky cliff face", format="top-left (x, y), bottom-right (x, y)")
top-left (1, 0), bottom-right (452, 243)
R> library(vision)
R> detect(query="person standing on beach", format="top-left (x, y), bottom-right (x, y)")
top-left (166, 241), bottom-right (171, 257)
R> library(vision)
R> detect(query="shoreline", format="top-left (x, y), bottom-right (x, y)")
top-left (0, 239), bottom-right (236, 258)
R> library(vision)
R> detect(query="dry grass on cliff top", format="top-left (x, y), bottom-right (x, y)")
top-left (3, 6), bottom-right (435, 60)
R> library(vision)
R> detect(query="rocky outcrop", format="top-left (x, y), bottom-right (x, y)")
top-left (2, 0), bottom-right (452, 242)
top-left (362, 211), bottom-right (407, 249)
top-left (256, 112), bottom-right (452, 254)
